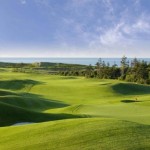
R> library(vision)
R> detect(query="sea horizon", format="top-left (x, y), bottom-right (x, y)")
top-left (0, 57), bottom-right (150, 66)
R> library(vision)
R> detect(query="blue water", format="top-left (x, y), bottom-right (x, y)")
top-left (0, 58), bottom-right (150, 66)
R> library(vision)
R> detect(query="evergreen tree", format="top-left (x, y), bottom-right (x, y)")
top-left (85, 64), bottom-right (94, 78)
top-left (120, 56), bottom-right (129, 80)
top-left (95, 58), bottom-right (102, 78)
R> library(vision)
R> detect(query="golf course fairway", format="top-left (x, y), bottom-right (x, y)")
top-left (0, 71), bottom-right (150, 150)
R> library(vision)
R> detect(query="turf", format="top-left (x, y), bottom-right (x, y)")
top-left (0, 71), bottom-right (150, 149)
top-left (0, 118), bottom-right (150, 150)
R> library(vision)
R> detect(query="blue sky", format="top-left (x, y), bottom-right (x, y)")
top-left (0, 0), bottom-right (150, 57)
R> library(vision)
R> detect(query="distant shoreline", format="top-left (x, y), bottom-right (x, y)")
top-left (0, 57), bottom-right (150, 66)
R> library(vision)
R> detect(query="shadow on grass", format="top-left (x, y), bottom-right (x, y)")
top-left (99, 83), bottom-right (111, 86)
top-left (0, 90), bottom-right (18, 96)
top-left (112, 83), bottom-right (150, 95)
top-left (59, 76), bottom-right (78, 79)
top-left (0, 78), bottom-right (86, 127)
top-left (0, 79), bottom-right (44, 90)
top-left (0, 101), bottom-right (85, 127)
top-left (121, 100), bottom-right (142, 103)
top-left (0, 91), bottom-right (69, 111)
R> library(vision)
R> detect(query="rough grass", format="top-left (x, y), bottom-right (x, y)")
top-left (0, 71), bottom-right (149, 149)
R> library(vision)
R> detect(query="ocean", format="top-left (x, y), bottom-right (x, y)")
top-left (0, 58), bottom-right (150, 66)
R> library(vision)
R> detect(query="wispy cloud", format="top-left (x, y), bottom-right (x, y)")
top-left (102, 0), bottom-right (114, 14)
top-left (20, 0), bottom-right (26, 5)
top-left (133, 18), bottom-right (150, 33)
top-left (99, 23), bottom-right (124, 45)
top-left (1, 0), bottom-right (150, 57)
top-left (88, 6), bottom-right (150, 48)
top-left (49, 1), bottom-right (150, 47)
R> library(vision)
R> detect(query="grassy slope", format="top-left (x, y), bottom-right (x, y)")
top-left (0, 118), bottom-right (150, 150)
top-left (0, 71), bottom-right (150, 149)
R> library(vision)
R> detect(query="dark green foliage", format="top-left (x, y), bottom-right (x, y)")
top-left (3, 57), bottom-right (150, 85)
top-left (125, 59), bottom-right (150, 84)
top-left (58, 56), bottom-right (150, 85)
top-left (85, 64), bottom-right (94, 78)
top-left (120, 56), bottom-right (129, 80)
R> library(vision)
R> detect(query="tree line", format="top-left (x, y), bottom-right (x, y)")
top-left (59, 56), bottom-right (150, 84)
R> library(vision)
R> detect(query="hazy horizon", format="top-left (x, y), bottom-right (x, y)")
top-left (0, 56), bottom-right (150, 58)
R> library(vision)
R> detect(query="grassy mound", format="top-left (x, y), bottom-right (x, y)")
top-left (112, 82), bottom-right (150, 95)
top-left (0, 118), bottom-right (149, 150)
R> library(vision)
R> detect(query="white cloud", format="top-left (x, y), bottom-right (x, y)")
top-left (122, 14), bottom-right (150, 35)
top-left (90, 12), bottom-right (150, 48)
top-left (99, 22), bottom-right (124, 45)
top-left (133, 19), bottom-right (150, 33)
top-left (30, 0), bottom-right (150, 57)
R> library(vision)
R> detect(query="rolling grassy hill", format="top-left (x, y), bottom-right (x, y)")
top-left (0, 71), bottom-right (149, 149)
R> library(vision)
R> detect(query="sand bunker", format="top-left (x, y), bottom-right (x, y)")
top-left (12, 122), bottom-right (34, 126)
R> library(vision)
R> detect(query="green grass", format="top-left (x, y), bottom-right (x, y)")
top-left (0, 118), bottom-right (150, 150)
top-left (0, 71), bottom-right (150, 149)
